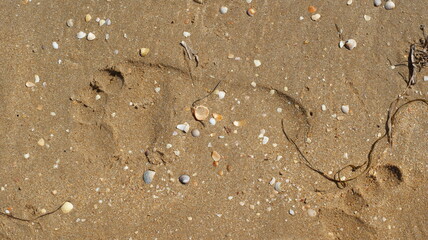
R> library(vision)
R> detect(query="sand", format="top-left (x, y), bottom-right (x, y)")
top-left (0, 0), bottom-right (427, 239)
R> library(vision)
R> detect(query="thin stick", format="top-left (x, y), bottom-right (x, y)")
top-left (0, 202), bottom-right (65, 222)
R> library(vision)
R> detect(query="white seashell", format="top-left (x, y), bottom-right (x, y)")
top-left (220, 6), bottom-right (228, 14)
top-left (99, 19), bottom-right (106, 26)
top-left (274, 182), bottom-right (282, 192)
top-left (341, 105), bottom-right (350, 114)
top-left (139, 48), bottom-right (150, 57)
top-left (364, 15), bottom-right (371, 21)
top-left (34, 75), bottom-right (40, 83)
top-left (374, 0), bottom-right (382, 7)
top-left (106, 19), bottom-right (112, 26)
top-left (177, 122), bottom-right (190, 133)
top-left (52, 42), bottom-right (59, 49)
top-left (344, 39), bottom-right (357, 50)
top-left (311, 14), bottom-right (321, 21)
top-left (384, 1), bottom-right (395, 10)
top-left (77, 31), bottom-right (87, 39)
top-left (218, 91), bottom-right (226, 99)
top-left (61, 202), bottom-right (74, 214)
top-left (269, 177), bottom-right (276, 185)
top-left (87, 32), bottom-right (96, 41)
top-left (347, 0), bottom-right (353, 5)
top-left (254, 59), bottom-right (261, 67)
top-left (209, 118), bottom-right (216, 125)
top-left (66, 19), bottom-right (74, 27)
top-left (143, 170), bottom-right (156, 184)
top-left (192, 105), bottom-right (209, 120)
top-left (179, 175), bottom-right (190, 184)
top-left (183, 31), bottom-right (191, 37)
top-left (262, 136), bottom-right (269, 145)
top-left (26, 82), bottom-right (35, 88)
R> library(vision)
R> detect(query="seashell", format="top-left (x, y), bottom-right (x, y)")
top-left (213, 113), bottom-right (223, 121)
top-left (52, 42), bottom-right (59, 49)
top-left (218, 91), bottom-right (226, 99)
top-left (233, 120), bottom-right (244, 127)
top-left (209, 118), bottom-right (216, 125)
top-left (211, 151), bottom-right (221, 161)
top-left (85, 14), bottom-right (92, 22)
top-left (374, 0), bottom-right (382, 7)
top-left (179, 174), bottom-right (190, 184)
top-left (177, 122), bottom-right (190, 133)
top-left (384, 0), bottom-right (395, 10)
top-left (192, 105), bottom-right (209, 120)
top-left (247, 8), bottom-right (256, 17)
top-left (220, 6), bottom-right (228, 14)
top-left (308, 6), bottom-right (317, 13)
top-left (139, 48), bottom-right (150, 57)
top-left (143, 170), bottom-right (156, 184)
top-left (311, 13), bottom-right (321, 21)
top-left (274, 182), bottom-right (282, 192)
top-left (341, 105), bottom-right (350, 114)
top-left (77, 31), bottom-right (87, 39)
top-left (344, 39), bottom-right (357, 50)
top-left (66, 19), bottom-right (74, 27)
top-left (99, 19), bottom-right (106, 26)
top-left (87, 32), bottom-right (96, 41)
top-left (26, 82), bottom-right (35, 88)
top-left (61, 202), bottom-right (74, 214)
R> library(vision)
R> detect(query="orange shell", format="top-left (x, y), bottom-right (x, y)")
top-left (308, 6), bottom-right (317, 13)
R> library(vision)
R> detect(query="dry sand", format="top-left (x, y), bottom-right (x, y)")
top-left (0, 0), bottom-right (427, 239)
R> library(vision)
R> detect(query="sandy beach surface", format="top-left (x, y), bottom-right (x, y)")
top-left (0, 0), bottom-right (427, 239)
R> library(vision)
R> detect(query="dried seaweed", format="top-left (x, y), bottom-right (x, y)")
top-left (0, 202), bottom-right (65, 222)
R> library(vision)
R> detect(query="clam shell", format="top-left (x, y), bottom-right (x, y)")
top-left (192, 105), bottom-right (209, 120)
top-left (139, 48), bottom-right (150, 57)
top-left (143, 170), bottom-right (156, 184)
top-left (211, 151), bottom-right (221, 161)
top-left (384, 1), bottom-right (395, 10)
top-left (344, 39), bottom-right (357, 50)
top-left (374, 0), bottom-right (382, 7)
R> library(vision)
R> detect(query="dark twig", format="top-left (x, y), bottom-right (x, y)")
top-left (0, 202), bottom-right (65, 222)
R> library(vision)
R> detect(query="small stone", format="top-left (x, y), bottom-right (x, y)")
top-left (143, 170), bottom-right (156, 184)
top-left (77, 31), bottom-right (87, 39)
top-left (311, 14), bottom-right (321, 21)
top-left (95, 17), bottom-right (100, 23)
top-left (191, 129), bottom-right (200, 137)
top-left (289, 209), bottom-right (295, 216)
top-left (308, 209), bottom-right (317, 217)
top-left (154, 87), bottom-right (161, 93)
top-left (87, 32), bottom-right (96, 41)
top-left (251, 81), bottom-right (257, 87)
top-left (218, 91), bottom-right (226, 99)
top-left (23, 153), bottom-right (30, 159)
top-left (321, 104), bottom-right (327, 111)
top-left (254, 60), bottom-right (261, 67)
top-left (37, 138), bottom-right (45, 146)
top-left (66, 19), bottom-right (74, 27)
top-left (374, 0), bottom-right (382, 7)
top-left (95, 94), bottom-right (101, 100)
top-left (364, 15), bottom-right (371, 21)
top-left (220, 6), bottom-right (228, 14)
top-left (341, 105), bottom-right (350, 114)
top-left (34, 75), bottom-right (40, 83)
top-left (61, 202), bottom-right (74, 214)
top-left (85, 14), bottom-right (92, 22)
top-left (183, 31), bottom-right (191, 37)
top-left (99, 19), bottom-right (106, 26)
top-left (139, 48), bottom-right (150, 57)
top-left (179, 175), bottom-right (190, 184)
top-left (209, 118), bottom-right (216, 125)
top-left (52, 42), bottom-right (59, 49)
top-left (40, 208), bottom-right (47, 214)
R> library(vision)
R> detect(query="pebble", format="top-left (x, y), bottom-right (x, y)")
top-left (341, 105), bottom-right (350, 114)
top-left (209, 118), bottom-right (217, 125)
top-left (25, 82), bottom-right (35, 88)
top-left (344, 39), bottom-right (357, 50)
top-left (23, 153), bottom-right (30, 159)
top-left (85, 14), bottom-right (92, 22)
top-left (191, 129), bottom-right (200, 137)
top-left (87, 32), bottom-right (96, 41)
top-left (254, 60), bottom-right (261, 67)
top-left (66, 19), bottom-right (74, 27)
top-left (311, 14), bottom-right (321, 21)
top-left (143, 170), bottom-right (156, 184)
top-left (374, 0), bottom-right (382, 7)
top-left (183, 31), bottom-right (191, 37)
top-left (321, 104), bottom-right (327, 111)
top-left (177, 122), bottom-right (190, 133)
top-left (52, 42), bottom-right (59, 49)
top-left (364, 15), bottom-right (371, 21)
top-left (37, 138), bottom-right (45, 146)
top-left (220, 6), bottom-right (228, 14)
top-left (139, 48), bottom-right (150, 57)
top-left (385, 1), bottom-right (395, 10)
top-left (308, 209), bottom-right (317, 217)
top-left (77, 31), bottom-right (87, 39)
top-left (61, 202), bottom-right (74, 214)
top-left (34, 75), bottom-right (40, 83)
top-left (289, 209), bottom-right (295, 216)
top-left (179, 175), bottom-right (190, 184)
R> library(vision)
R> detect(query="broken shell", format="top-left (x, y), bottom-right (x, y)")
top-left (66, 19), bottom-right (74, 27)
top-left (220, 6), bottom-right (228, 14)
top-left (143, 170), bottom-right (156, 184)
top-left (139, 48), bottom-right (150, 57)
top-left (247, 8), bottom-right (256, 17)
top-left (77, 31), bottom-right (87, 39)
top-left (177, 122), bottom-right (190, 133)
top-left (308, 6), bottom-right (317, 13)
top-left (374, 0), bottom-right (382, 7)
top-left (384, 0), bottom-right (395, 10)
top-left (311, 14), bottom-right (321, 21)
top-left (233, 120), bottom-right (244, 127)
top-left (344, 39), bottom-right (357, 50)
top-left (25, 82), bottom-right (35, 88)
top-left (339, 40), bottom-right (345, 48)
top-left (87, 32), bottom-right (96, 41)
top-left (211, 151), bottom-right (221, 161)
top-left (192, 105), bottom-right (209, 121)
top-left (179, 174), bottom-right (190, 184)
top-left (85, 14), bottom-right (92, 22)
top-left (213, 113), bottom-right (223, 121)
top-left (61, 202), bottom-right (74, 214)
top-left (274, 182), bottom-right (282, 192)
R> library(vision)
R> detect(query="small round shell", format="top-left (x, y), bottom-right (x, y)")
top-left (374, 0), bottom-right (382, 7)
top-left (247, 8), bottom-right (256, 17)
top-left (61, 202), bottom-right (74, 214)
top-left (344, 39), bottom-right (357, 50)
top-left (384, 1), bottom-right (395, 10)
top-left (192, 105), bottom-right (209, 121)
top-left (179, 175), bottom-right (190, 184)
